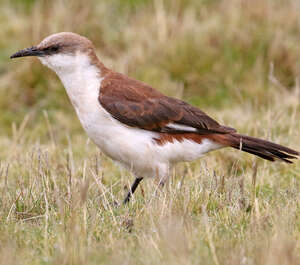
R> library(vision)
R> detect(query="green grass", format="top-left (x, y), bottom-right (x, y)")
top-left (0, 0), bottom-right (300, 264)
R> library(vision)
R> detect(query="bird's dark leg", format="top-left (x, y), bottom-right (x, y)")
top-left (123, 177), bottom-right (143, 204)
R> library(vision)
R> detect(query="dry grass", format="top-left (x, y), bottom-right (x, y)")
top-left (0, 0), bottom-right (300, 264)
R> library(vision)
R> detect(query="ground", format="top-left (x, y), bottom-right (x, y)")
top-left (0, 0), bottom-right (300, 264)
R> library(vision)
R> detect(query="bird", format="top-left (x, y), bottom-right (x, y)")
top-left (10, 32), bottom-right (299, 204)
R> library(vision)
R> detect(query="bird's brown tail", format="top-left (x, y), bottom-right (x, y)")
top-left (213, 133), bottom-right (299, 163)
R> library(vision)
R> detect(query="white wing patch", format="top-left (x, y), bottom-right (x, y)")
top-left (165, 123), bottom-right (197, 132)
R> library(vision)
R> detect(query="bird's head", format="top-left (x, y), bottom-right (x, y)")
top-left (10, 32), bottom-right (100, 75)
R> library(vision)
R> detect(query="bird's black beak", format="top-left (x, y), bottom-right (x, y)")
top-left (10, 46), bottom-right (43, 59)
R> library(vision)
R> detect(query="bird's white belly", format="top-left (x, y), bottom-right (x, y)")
top-left (76, 105), bottom-right (168, 178)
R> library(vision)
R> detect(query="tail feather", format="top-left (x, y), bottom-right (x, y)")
top-left (216, 133), bottom-right (299, 163)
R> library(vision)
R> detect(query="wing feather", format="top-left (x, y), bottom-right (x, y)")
top-left (99, 72), bottom-right (235, 134)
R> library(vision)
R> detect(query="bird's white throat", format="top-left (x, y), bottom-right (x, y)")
top-left (38, 52), bottom-right (102, 110)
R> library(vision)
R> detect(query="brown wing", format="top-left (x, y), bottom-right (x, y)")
top-left (99, 72), bottom-right (235, 134)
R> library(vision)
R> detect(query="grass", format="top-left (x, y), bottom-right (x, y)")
top-left (0, 0), bottom-right (300, 264)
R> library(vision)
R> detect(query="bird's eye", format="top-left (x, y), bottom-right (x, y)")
top-left (43, 45), bottom-right (59, 53)
top-left (50, 45), bottom-right (59, 52)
